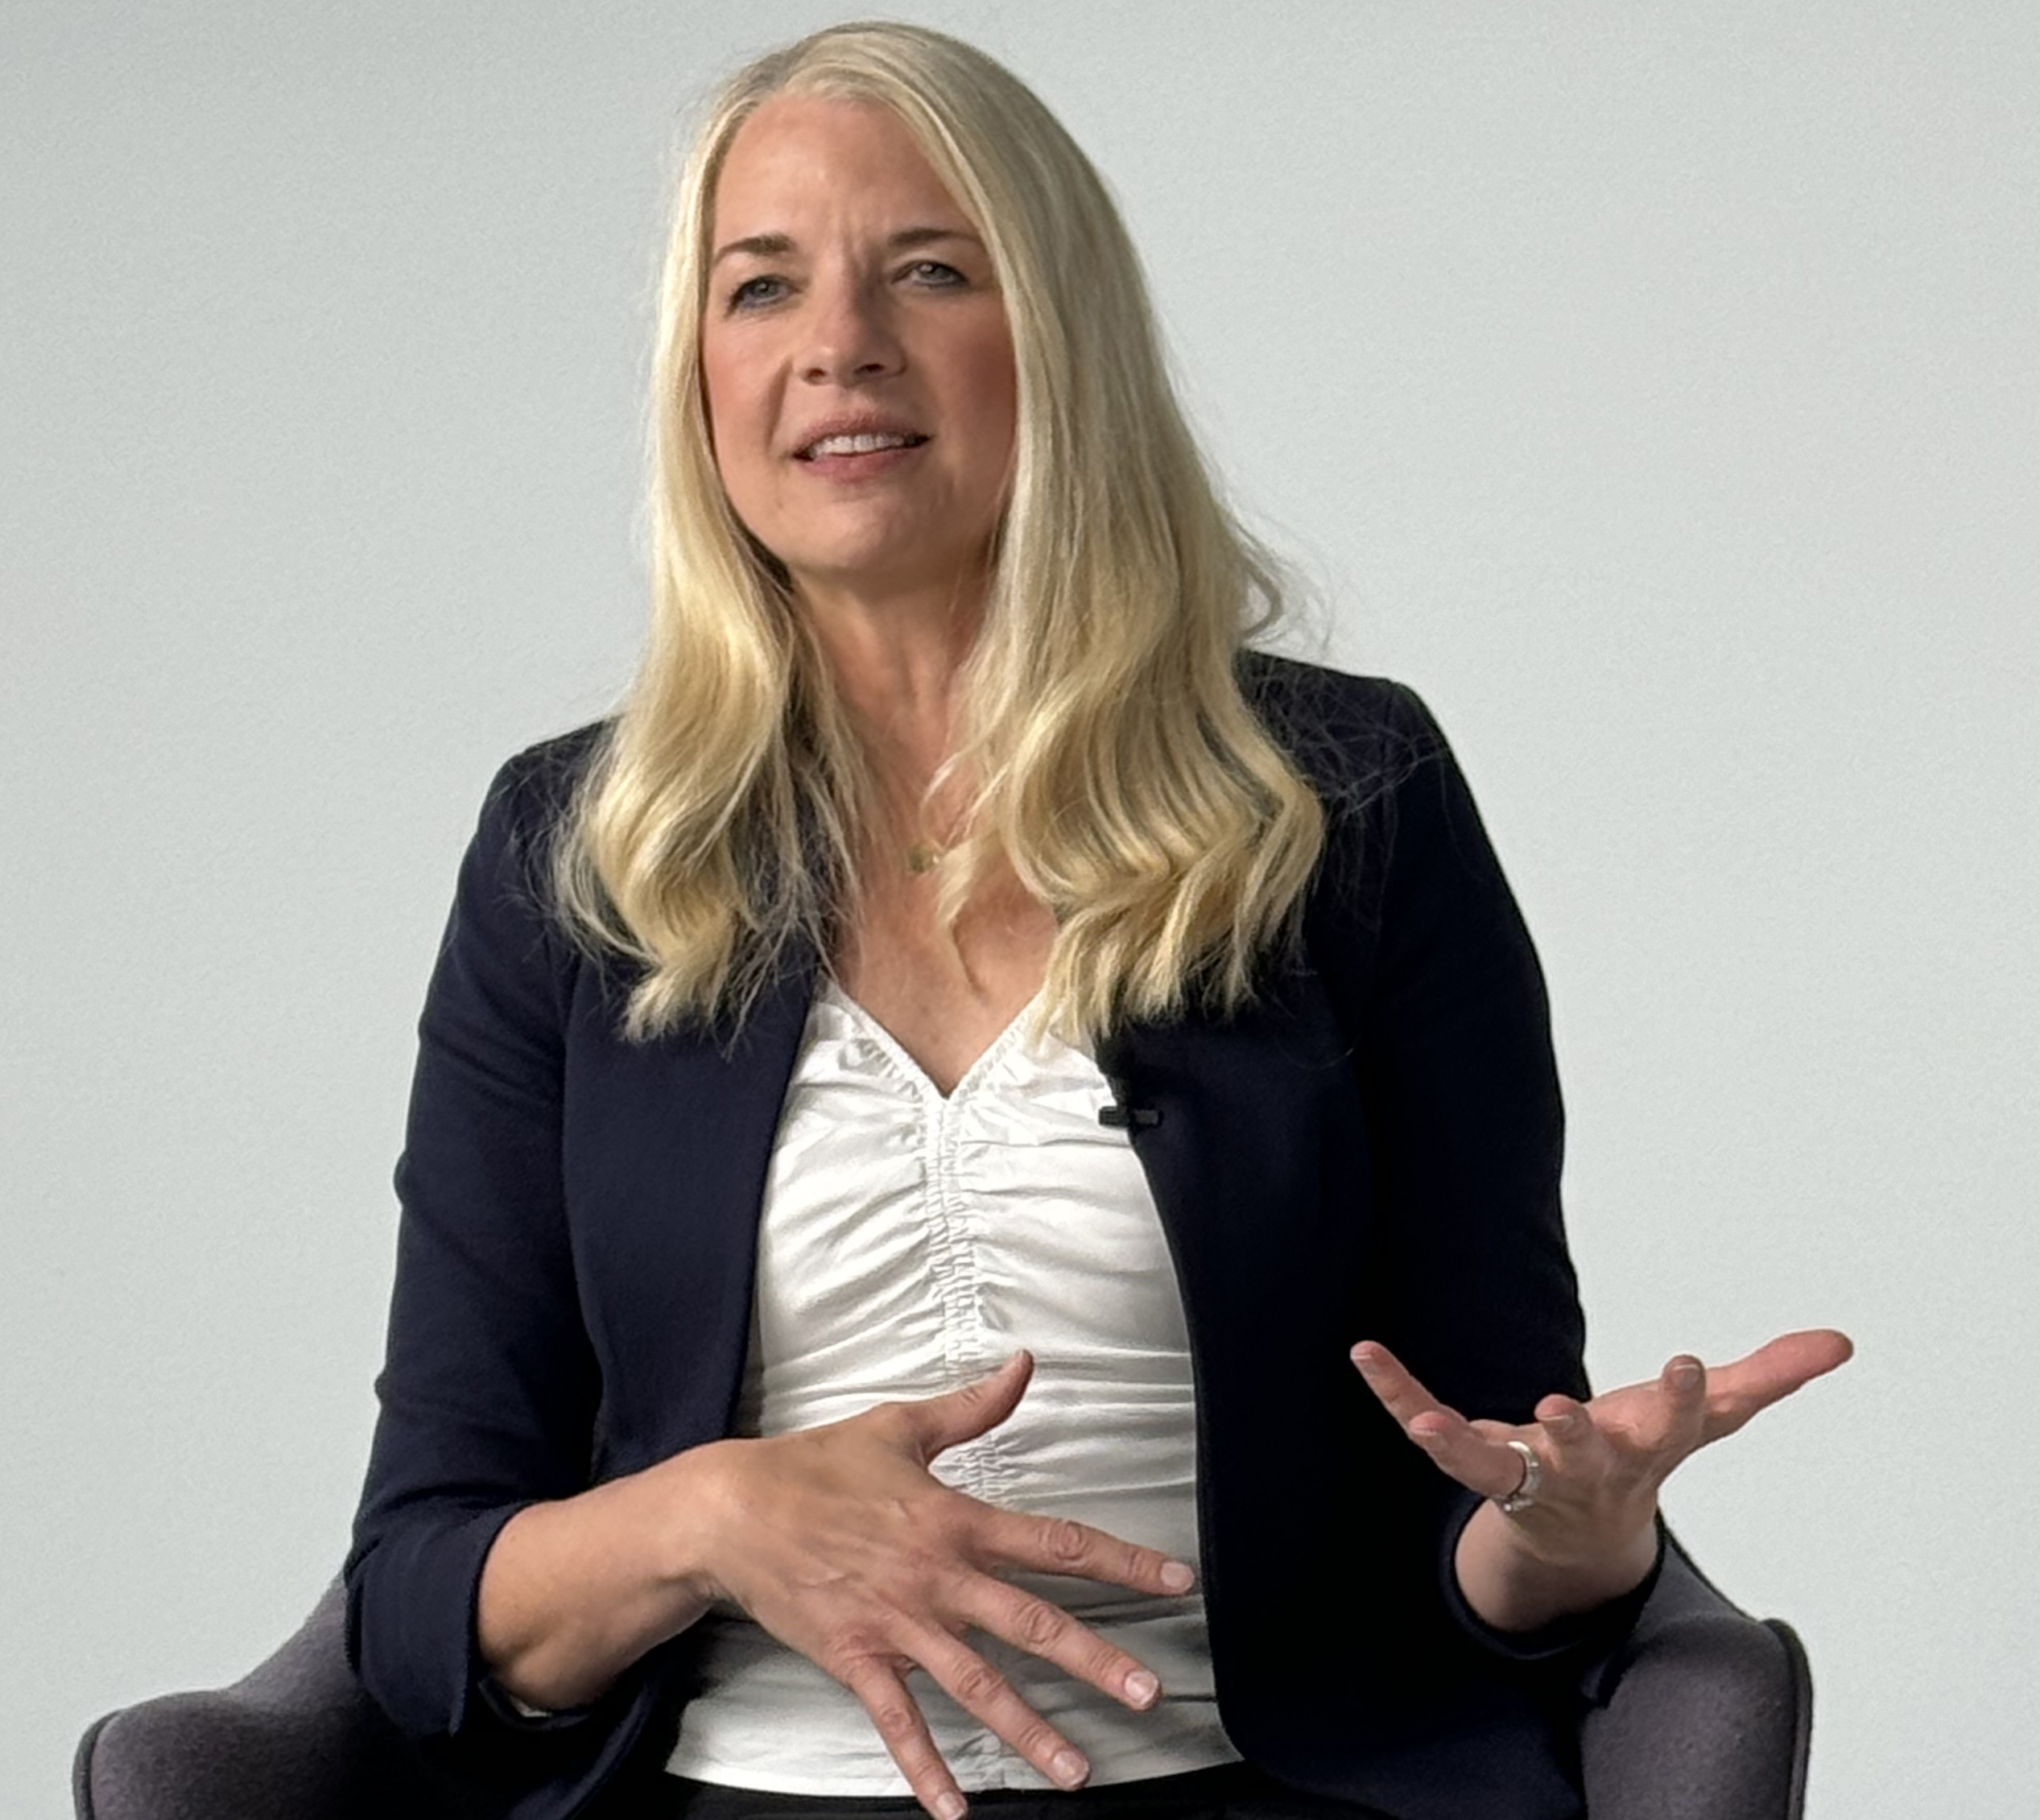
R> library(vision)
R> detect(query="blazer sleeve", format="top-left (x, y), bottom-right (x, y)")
top-left (1322, 679), bottom-right (1661, 1672)
top-left (343, 738), bottom-right (674, 1809)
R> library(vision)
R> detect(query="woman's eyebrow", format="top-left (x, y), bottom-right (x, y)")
top-left (710, 225), bottom-right (982, 266)
top-left (712, 232), bottom-right (794, 266)
top-left (886, 225), bottom-right (982, 254)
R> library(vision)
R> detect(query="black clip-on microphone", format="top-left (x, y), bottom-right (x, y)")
top-left (1098, 1076), bottom-right (1161, 1129)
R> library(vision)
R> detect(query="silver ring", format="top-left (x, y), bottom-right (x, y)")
top-left (1497, 1439), bottom-right (1542, 1516)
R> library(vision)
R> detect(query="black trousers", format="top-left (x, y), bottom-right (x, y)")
top-left (599, 1764), bottom-right (1389, 1820)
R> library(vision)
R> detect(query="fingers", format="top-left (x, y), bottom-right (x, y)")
top-left (977, 1507), bottom-right (1196, 1599)
top-left (911, 1623), bottom-right (1096, 1790)
top-left (1350, 1341), bottom-right (1531, 1500)
top-left (1585, 1330), bottom-right (1854, 1454)
top-left (1613, 1355), bottom-right (1710, 1457)
top-left (1409, 1405), bottom-right (1535, 1500)
top-left (839, 1660), bottom-right (972, 1820)
top-left (844, 1624), bottom-right (1098, 1817)
top-left (1666, 1353), bottom-right (1708, 1445)
top-left (1518, 1364), bottom-right (1706, 1507)
top-left (728, 1357), bottom-right (1210, 1820)
top-left (1348, 1339), bottom-right (1444, 1432)
top-left (1699, 1328), bottom-right (1854, 1438)
top-left (1530, 1393), bottom-right (1603, 1476)
top-left (952, 1576), bottom-right (1165, 1715)
top-left (900, 1352), bottom-right (1035, 1463)
top-left (830, 1521), bottom-right (1171, 1818)
top-left (1357, 1328), bottom-right (1855, 1463)
top-left (1346, 1327), bottom-right (1853, 1597)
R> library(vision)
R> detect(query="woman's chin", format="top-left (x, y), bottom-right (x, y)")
top-left (783, 541), bottom-right (994, 613)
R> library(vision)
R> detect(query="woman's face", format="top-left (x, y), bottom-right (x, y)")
top-left (700, 95), bottom-right (1018, 610)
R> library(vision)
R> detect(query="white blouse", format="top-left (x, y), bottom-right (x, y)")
top-left (664, 980), bottom-right (1240, 1793)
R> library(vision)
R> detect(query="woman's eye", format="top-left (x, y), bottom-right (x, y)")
top-left (904, 260), bottom-right (965, 287)
top-left (727, 275), bottom-right (787, 312)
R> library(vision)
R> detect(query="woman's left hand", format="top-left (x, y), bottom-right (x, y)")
top-left (1349, 1328), bottom-right (1853, 1632)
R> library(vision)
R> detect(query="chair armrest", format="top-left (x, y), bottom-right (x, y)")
top-left (73, 1581), bottom-right (498, 1820)
top-left (1579, 1536), bottom-right (1812, 1820)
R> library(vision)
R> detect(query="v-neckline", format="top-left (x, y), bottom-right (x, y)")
top-left (821, 979), bottom-right (1045, 1103)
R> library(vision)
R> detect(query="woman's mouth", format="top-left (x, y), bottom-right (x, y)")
top-left (797, 431), bottom-right (929, 460)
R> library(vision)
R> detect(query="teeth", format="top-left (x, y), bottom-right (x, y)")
top-left (805, 431), bottom-right (917, 457)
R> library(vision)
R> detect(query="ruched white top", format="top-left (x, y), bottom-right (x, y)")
top-left (664, 980), bottom-right (1239, 1793)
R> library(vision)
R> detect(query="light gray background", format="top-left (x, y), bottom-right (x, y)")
top-left (5, 2), bottom-right (2034, 1814)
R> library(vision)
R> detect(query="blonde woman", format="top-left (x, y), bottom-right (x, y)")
top-left (344, 23), bottom-right (1848, 1820)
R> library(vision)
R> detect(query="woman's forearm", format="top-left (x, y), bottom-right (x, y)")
top-left (476, 1445), bottom-right (729, 1711)
top-left (1452, 1497), bottom-right (1658, 1634)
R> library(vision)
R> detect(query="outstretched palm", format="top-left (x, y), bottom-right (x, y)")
top-left (1352, 1328), bottom-right (1853, 1568)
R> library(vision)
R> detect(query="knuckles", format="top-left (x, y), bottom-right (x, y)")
top-left (815, 1622), bottom-right (894, 1677)
top-left (1081, 1636), bottom-right (1130, 1685)
top-left (1009, 1596), bottom-right (1069, 1652)
top-left (1039, 1517), bottom-right (1093, 1568)
top-left (948, 1656), bottom-right (1013, 1709)
top-left (865, 1696), bottom-right (923, 1743)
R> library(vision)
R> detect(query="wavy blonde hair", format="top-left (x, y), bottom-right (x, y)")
top-left (555, 20), bottom-right (1325, 1041)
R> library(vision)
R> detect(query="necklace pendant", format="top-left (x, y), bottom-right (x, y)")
top-left (906, 841), bottom-right (944, 875)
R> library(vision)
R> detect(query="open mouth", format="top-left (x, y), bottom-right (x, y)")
top-left (796, 431), bottom-right (929, 461)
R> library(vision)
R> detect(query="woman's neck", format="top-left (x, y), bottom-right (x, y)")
top-left (798, 574), bottom-right (984, 790)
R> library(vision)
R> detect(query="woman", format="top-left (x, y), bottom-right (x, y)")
top-left (344, 23), bottom-right (1848, 1820)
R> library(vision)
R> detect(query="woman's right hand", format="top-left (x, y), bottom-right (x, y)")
top-left (678, 1350), bottom-right (1192, 1820)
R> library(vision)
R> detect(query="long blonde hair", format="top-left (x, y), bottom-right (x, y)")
top-left (555, 20), bottom-right (1326, 1041)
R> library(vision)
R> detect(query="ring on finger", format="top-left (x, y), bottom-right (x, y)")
top-left (1497, 1438), bottom-right (1542, 1517)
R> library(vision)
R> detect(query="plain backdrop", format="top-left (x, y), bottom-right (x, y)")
top-left (5, 2), bottom-right (2035, 1815)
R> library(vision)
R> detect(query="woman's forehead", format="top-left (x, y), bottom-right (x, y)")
top-left (712, 94), bottom-right (973, 244)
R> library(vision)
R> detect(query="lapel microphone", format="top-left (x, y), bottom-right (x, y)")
top-left (1099, 1075), bottom-right (1161, 1129)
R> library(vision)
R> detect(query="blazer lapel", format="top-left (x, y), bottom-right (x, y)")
top-left (567, 947), bottom-right (819, 1472)
top-left (1096, 964), bottom-right (1365, 1360)
top-left (1096, 963), bottom-right (1377, 1632)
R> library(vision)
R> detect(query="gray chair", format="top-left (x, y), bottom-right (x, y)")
top-left (75, 1535), bottom-right (1811, 1820)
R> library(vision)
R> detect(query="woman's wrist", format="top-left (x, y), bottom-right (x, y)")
top-left (639, 1438), bottom-right (743, 1604)
top-left (476, 1447), bottom-right (728, 1711)
top-left (1452, 1496), bottom-right (1660, 1635)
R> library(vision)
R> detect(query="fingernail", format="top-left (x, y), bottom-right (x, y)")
top-left (1052, 1749), bottom-right (1088, 1789)
top-left (1670, 1360), bottom-right (1703, 1390)
top-left (1125, 1669), bottom-right (1160, 1706)
top-left (1159, 1560), bottom-right (1195, 1593)
top-left (936, 1796), bottom-right (968, 1820)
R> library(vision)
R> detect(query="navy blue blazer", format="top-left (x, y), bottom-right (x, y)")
top-left (345, 659), bottom-right (1656, 1820)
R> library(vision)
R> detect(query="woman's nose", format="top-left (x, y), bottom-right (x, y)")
top-left (800, 281), bottom-right (903, 385)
